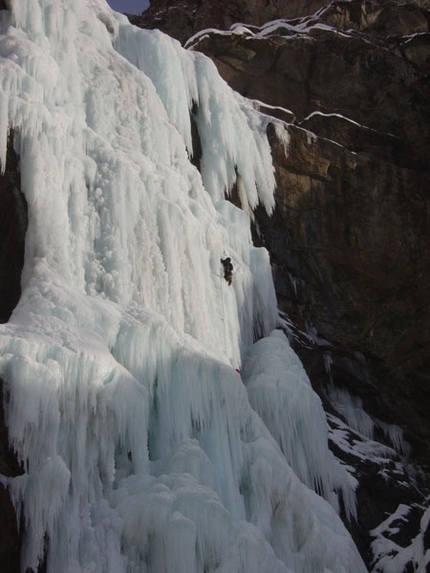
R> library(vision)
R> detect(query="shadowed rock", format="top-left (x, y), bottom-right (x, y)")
top-left (260, 121), bottom-right (430, 464)
top-left (0, 133), bottom-right (27, 572)
top-left (128, 0), bottom-right (331, 44)
top-left (0, 133), bottom-right (27, 324)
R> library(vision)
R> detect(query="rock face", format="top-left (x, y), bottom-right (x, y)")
top-left (262, 121), bottom-right (430, 462)
top-left (189, 18), bottom-right (429, 169)
top-left (131, 0), bottom-right (430, 568)
top-left (129, 0), bottom-right (330, 44)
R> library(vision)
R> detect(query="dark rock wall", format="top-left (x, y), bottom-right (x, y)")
top-left (0, 133), bottom-right (26, 572)
top-left (262, 122), bottom-right (430, 464)
top-left (190, 6), bottom-right (429, 169)
top-left (129, 0), bottom-right (330, 44)
top-left (0, 380), bottom-right (22, 573)
top-left (0, 133), bottom-right (27, 324)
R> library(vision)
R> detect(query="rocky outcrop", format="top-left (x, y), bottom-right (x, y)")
top-left (260, 121), bottom-right (430, 464)
top-left (187, 6), bottom-right (429, 168)
top-left (278, 313), bottom-right (430, 569)
top-left (128, 0), bottom-right (330, 44)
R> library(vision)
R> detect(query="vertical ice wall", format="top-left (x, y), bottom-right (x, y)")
top-left (0, 1), bottom-right (366, 572)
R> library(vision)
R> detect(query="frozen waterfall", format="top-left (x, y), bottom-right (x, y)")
top-left (0, 1), bottom-right (367, 572)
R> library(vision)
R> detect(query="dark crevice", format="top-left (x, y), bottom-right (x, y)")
top-left (0, 131), bottom-right (27, 324)
top-left (0, 131), bottom-right (26, 572)
top-left (189, 101), bottom-right (202, 172)
top-left (0, 379), bottom-right (23, 573)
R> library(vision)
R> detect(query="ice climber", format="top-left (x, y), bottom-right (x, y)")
top-left (221, 257), bottom-right (233, 285)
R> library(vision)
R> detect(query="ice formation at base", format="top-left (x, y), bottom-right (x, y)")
top-left (0, 1), bottom-right (367, 572)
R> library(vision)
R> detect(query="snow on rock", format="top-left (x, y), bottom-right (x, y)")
top-left (0, 1), bottom-right (366, 572)
top-left (328, 386), bottom-right (411, 457)
top-left (185, 14), bottom-right (361, 51)
top-left (371, 503), bottom-right (430, 573)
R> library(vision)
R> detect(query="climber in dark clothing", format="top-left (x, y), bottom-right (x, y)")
top-left (221, 257), bottom-right (233, 285)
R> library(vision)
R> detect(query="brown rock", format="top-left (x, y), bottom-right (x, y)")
top-left (258, 121), bottom-right (430, 464)
top-left (128, 0), bottom-right (330, 44)
top-left (319, 0), bottom-right (430, 38)
top-left (192, 24), bottom-right (429, 168)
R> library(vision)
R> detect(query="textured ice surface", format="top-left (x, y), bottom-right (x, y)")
top-left (0, 1), bottom-right (366, 572)
top-left (242, 331), bottom-right (357, 520)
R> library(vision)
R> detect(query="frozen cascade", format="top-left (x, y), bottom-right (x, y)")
top-left (0, 1), bottom-right (366, 572)
top-left (242, 331), bottom-right (358, 520)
